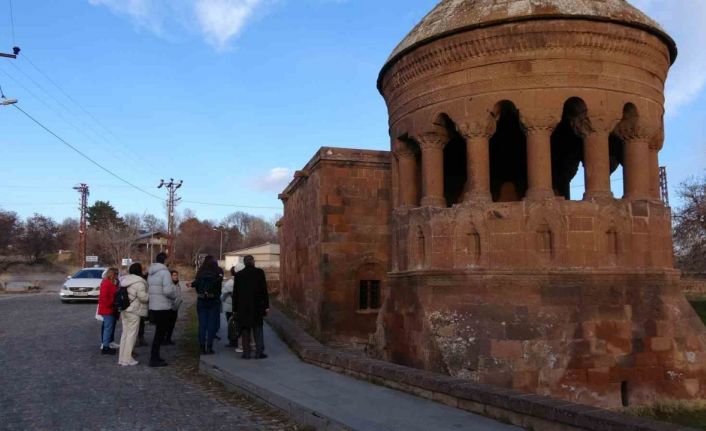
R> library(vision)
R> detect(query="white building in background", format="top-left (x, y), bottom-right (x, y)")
top-left (223, 243), bottom-right (280, 271)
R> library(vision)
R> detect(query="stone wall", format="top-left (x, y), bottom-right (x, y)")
top-left (682, 274), bottom-right (706, 298)
top-left (376, 270), bottom-right (706, 409)
top-left (279, 147), bottom-right (391, 344)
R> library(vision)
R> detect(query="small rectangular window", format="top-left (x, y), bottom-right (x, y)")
top-left (359, 280), bottom-right (381, 310)
top-left (359, 281), bottom-right (369, 310)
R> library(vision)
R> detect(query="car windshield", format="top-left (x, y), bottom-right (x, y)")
top-left (71, 269), bottom-right (104, 279)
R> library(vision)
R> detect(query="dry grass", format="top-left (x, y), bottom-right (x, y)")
top-left (627, 400), bottom-right (706, 429)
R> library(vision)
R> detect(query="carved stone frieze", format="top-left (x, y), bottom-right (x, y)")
top-left (381, 23), bottom-right (670, 98)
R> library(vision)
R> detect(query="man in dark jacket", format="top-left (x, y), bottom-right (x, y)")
top-left (233, 255), bottom-right (269, 359)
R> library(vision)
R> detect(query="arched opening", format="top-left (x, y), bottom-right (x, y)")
top-left (610, 103), bottom-right (638, 198)
top-left (489, 101), bottom-right (527, 202)
top-left (434, 114), bottom-right (467, 207)
top-left (550, 98), bottom-right (588, 200)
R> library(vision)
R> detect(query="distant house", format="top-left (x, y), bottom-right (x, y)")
top-left (132, 232), bottom-right (169, 262)
top-left (224, 243), bottom-right (280, 271)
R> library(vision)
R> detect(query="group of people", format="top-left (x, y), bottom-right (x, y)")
top-left (97, 252), bottom-right (183, 367)
top-left (191, 254), bottom-right (270, 359)
top-left (96, 252), bottom-right (270, 367)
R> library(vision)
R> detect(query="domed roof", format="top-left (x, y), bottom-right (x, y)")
top-left (384, 0), bottom-right (676, 70)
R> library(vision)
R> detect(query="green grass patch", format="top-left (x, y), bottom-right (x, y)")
top-left (690, 300), bottom-right (706, 326)
top-left (629, 401), bottom-right (706, 429)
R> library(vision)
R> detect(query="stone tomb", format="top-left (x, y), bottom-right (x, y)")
top-left (279, 0), bottom-right (706, 408)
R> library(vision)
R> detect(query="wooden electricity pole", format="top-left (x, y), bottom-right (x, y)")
top-left (158, 179), bottom-right (182, 259)
top-left (73, 183), bottom-right (89, 266)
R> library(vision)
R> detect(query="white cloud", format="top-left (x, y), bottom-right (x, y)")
top-left (253, 167), bottom-right (293, 192)
top-left (194, 0), bottom-right (263, 50)
top-left (631, 0), bottom-right (706, 116)
top-left (88, 0), bottom-right (265, 49)
top-left (88, 0), bottom-right (165, 34)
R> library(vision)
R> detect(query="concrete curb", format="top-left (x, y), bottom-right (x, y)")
top-left (199, 359), bottom-right (350, 430)
top-left (265, 307), bottom-right (696, 431)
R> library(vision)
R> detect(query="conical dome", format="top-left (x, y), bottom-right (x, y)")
top-left (384, 0), bottom-right (676, 69)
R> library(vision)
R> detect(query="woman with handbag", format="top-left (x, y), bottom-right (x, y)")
top-left (97, 268), bottom-right (120, 355)
top-left (118, 263), bottom-right (149, 366)
top-left (192, 255), bottom-right (222, 355)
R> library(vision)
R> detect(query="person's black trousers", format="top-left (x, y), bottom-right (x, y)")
top-left (138, 317), bottom-right (145, 338)
top-left (164, 310), bottom-right (178, 342)
top-left (150, 310), bottom-right (171, 361)
top-left (241, 324), bottom-right (264, 355)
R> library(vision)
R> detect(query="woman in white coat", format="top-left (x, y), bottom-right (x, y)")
top-left (118, 263), bottom-right (149, 366)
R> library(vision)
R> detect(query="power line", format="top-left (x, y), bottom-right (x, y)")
top-left (8, 0), bottom-right (15, 46)
top-left (11, 103), bottom-right (166, 202)
top-left (181, 199), bottom-right (281, 210)
top-left (19, 51), bottom-right (162, 174)
top-left (2, 62), bottom-right (159, 176)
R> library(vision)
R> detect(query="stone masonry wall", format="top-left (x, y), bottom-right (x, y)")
top-left (377, 270), bottom-right (706, 409)
top-left (280, 148), bottom-right (391, 344)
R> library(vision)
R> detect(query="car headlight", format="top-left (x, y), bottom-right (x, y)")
top-left (94, 286), bottom-right (100, 291)
top-left (61, 285), bottom-right (69, 290)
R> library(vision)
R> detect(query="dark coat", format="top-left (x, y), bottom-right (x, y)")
top-left (233, 266), bottom-right (269, 327)
top-left (192, 268), bottom-right (222, 300)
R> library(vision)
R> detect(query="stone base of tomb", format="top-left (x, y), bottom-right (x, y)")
top-left (375, 270), bottom-right (706, 408)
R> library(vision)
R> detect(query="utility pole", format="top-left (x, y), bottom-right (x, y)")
top-left (73, 183), bottom-right (89, 266)
top-left (213, 227), bottom-right (224, 262)
top-left (659, 166), bottom-right (669, 207)
top-left (158, 179), bottom-right (182, 258)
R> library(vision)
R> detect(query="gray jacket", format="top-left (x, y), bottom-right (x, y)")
top-left (148, 263), bottom-right (176, 311)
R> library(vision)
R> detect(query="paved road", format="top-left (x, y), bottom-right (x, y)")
top-left (0, 294), bottom-right (297, 431)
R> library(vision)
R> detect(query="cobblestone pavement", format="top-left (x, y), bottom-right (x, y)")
top-left (0, 294), bottom-right (298, 431)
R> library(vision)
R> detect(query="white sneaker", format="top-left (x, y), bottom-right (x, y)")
top-left (109, 342), bottom-right (120, 349)
top-left (235, 347), bottom-right (243, 353)
top-left (119, 359), bottom-right (138, 366)
top-left (100, 343), bottom-right (103, 350)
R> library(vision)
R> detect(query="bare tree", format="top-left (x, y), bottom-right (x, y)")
top-left (94, 217), bottom-right (141, 266)
top-left (175, 217), bottom-right (219, 266)
top-left (57, 218), bottom-right (79, 252)
top-left (673, 175), bottom-right (706, 271)
top-left (141, 213), bottom-right (166, 233)
top-left (15, 214), bottom-right (59, 263)
top-left (0, 210), bottom-right (20, 254)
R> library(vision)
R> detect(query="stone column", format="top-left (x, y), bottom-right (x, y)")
top-left (396, 147), bottom-right (418, 207)
top-left (524, 115), bottom-right (557, 200)
top-left (415, 132), bottom-right (447, 208)
top-left (583, 117), bottom-right (613, 201)
top-left (619, 126), bottom-right (653, 201)
top-left (458, 117), bottom-right (496, 203)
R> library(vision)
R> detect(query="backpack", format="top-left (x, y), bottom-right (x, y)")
top-left (195, 276), bottom-right (220, 299)
top-left (114, 284), bottom-right (132, 313)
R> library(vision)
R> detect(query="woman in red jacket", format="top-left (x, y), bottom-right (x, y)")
top-left (98, 268), bottom-right (119, 355)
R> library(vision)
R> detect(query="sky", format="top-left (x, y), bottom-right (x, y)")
top-left (0, 0), bottom-right (704, 225)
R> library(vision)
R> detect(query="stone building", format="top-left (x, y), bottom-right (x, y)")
top-left (279, 0), bottom-right (706, 408)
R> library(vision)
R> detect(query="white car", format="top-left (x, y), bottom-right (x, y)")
top-left (60, 267), bottom-right (107, 303)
